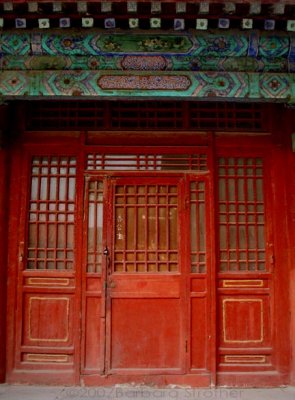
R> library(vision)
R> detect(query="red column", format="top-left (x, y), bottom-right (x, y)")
top-left (268, 105), bottom-right (295, 384)
top-left (0, 106), bottom-right (9, 382)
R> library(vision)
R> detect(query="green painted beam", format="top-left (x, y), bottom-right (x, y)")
top-left (0, 71), bottom-right (294, 102)
top-left (0, 55), bottom-right (289, 73)
top-left (0, 30), bottom-right (291, 59)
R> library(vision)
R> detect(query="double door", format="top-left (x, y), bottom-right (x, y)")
top-left (82, 175), bottom-right (211, 382)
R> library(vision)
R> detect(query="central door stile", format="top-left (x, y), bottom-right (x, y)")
top-left (103, 176), bottom-right (115, 375)
top-left (178, 175), bottom-right (190, 375)
top-left (100, 176), bottom-right (113, 375)
top-left (182, 175), bottom-right (193, 376)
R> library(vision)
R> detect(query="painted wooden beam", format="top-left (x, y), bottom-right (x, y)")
top-left (0, 71), bottom-right (294, 102)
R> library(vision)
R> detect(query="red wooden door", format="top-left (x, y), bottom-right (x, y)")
top-left (105, 177), bottom-right (186, 374)
top-left (215, 154), bottom-right (287, 386)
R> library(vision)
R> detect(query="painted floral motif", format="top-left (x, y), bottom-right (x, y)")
top-left (102, 39), bottom-right (121, 52)
top-left (137, 37), bottom-right (187, 52)
top-left (210, 38), bottom-right (230, 51)
top-left (259, 36), bottom-right (289, 58)
top-left (42, 33), bottom-right (101, 55)
top-left (0, 33), bottom-right (30, 55)
top-left (193, 72), bottom-right (249, 98)
top-left (100, 34), bottom-right (192, 53)
top-left (194, 34), bottom-right (248, 57)
top-left (260, 74), bottom-right (290, 98)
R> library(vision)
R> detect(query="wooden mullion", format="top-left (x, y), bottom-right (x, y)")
top-left (244, 159), bottom-right (250, 272)
top-left (253, 160), bottom-right (259, 272)
top-left (93, 182), bottom-right (98, 273)
top-left (44, 158), bottom-right (51, 270)
top-left (145, 185), bottom-right (148, 272)
top-left (225, 159), bottom-right (230, 272)
top-left (234, 160), bottom-right (239, 272)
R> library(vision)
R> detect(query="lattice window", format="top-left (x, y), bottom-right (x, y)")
top-left (109, 101), bottom-right (184, 129)
top-left (190, 181), bottom-right (206, 273)
top-left (26, 101), bottom-right (105, 130)
top-left (26, 156), bottom-right (76, 270)
top-left (218, 157), bottom-right (266, 272)
top-left (189, 103), bottom-right (264, 131)
top-left (87, 180), bottom-right (104, 273)
top-left (114, 183), bottom-right (178, 273)
top-left (25, 101), bottom-right (266, 132)
top-left (87, 153), bottom-right (208, 172)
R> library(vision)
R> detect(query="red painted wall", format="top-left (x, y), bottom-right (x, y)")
top-left (289, 175), bottom-right (295, 385)
top-left (0, 106), bottom-right (9, 382)
top-left (286, 110), bottom-right (295, 385)
top-left (0, 148), bottom-right (8, 382)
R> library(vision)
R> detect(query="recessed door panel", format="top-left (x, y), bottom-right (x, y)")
top-left (110, 298), bottom-right (182, 371)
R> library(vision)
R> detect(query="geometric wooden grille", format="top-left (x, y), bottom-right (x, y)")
top-left (26, 156), bottom-right (76, 270)
top-left (218, 157), bottom-right (266, 272)
top-left (190, 181), bottom-right (206, 273)
top-left (86, 180), bottom-right (103, 273)
top-left (188, 102), bottom-right (264, 131)
top-left (113, 183), bottom-right (178, 273)
top-left (25, 101), bottom-right (265, 132)
top-left (87, 153), bottom-right (208, 172)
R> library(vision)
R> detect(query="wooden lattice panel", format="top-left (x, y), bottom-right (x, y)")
top-left (26, 156), bottom-right (77, 270)
top-left (218, 157), bottom-right (266, 272)
top-left (188, 103), bottom-right (264, 131)
top-left (25, 101), bottom-right (266, 132)
top-left (190, 181), bottom-right (206, 273)
top-left (87, 152), bottom-right (208, 172)
top-left (113, 182), bottom-right (179, 273)
top-left (86, 180), bottom-right (104, 273)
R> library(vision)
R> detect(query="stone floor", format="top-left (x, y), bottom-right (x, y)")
top-left (0, 385), bottom-right (295, 400)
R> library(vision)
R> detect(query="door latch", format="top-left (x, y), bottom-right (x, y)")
top-left (103, 246), bottom-right (109, 256)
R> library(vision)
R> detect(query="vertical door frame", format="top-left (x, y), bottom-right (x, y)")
top-left (0, 147), bottom-right (9, 382)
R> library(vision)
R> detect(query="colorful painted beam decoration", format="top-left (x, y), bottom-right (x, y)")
top-left (0, 31), bottom-right (294, 72)
top-left (0, 1), bottom-right (294, 101)
top-left (1, 70), bottom-right (293, 101)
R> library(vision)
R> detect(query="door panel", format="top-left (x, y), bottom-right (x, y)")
top-left (190, 296), bottom-right (208, 370)
top-left (110, 298), bottom-right (182, 371)
top-left (13, 156), bottom-right (78, 382)
top-left (216, 156), bottom-right (275, 382)
top-left (106, 177), bottom-right (186, 374)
